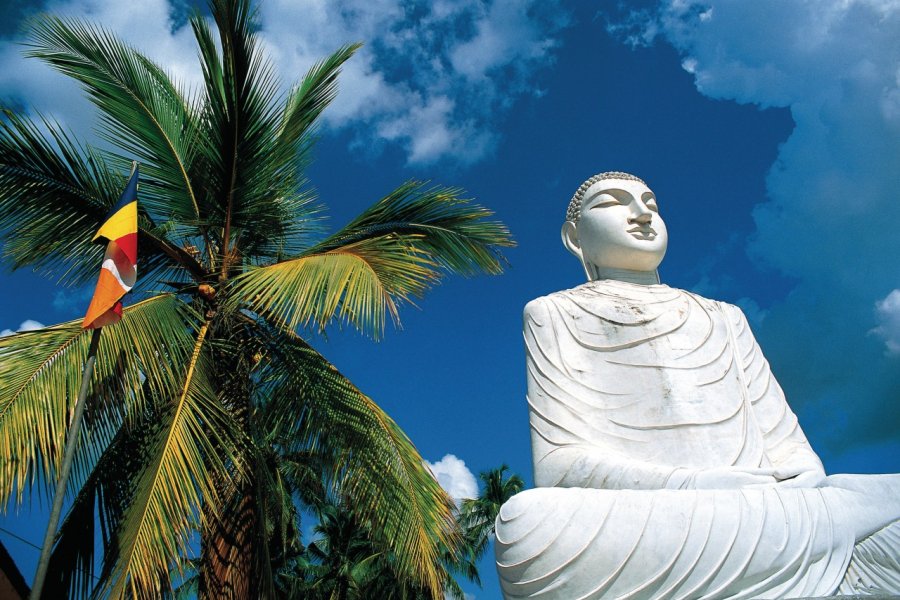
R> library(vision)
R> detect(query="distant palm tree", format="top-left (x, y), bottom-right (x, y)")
top-left (0, 0), bottom-right (513, 597)
top-left (293, 504), bottom-right (382, 600)
top-left (289, 496), bottom-right (476, 600)
top-left (458, 465), bottom-right (525, 563)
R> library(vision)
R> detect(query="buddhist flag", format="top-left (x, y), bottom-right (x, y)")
top-left (82, 166), bottom-right (139, 329)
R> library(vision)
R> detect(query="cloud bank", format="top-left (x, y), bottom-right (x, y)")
top-left (609, 0), bottom-right (900, 463)
top-left (1, 319), bottom-right (44, 337)
top-left (0, 0), bottom-right (568, 166)
top-left (425, 453), bottom-right (477, 505)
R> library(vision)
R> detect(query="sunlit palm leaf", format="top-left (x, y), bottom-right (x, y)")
top-left (43, 393), bottom-right (162, 599)
top-left (100, 322), bottom-right (242, 599)
top-left (0, 294), bottom-right (199, 507)
top-left (228, 235), bottom-right (438, 337)
top-left (27, 16), bottom-right (203, 225)
top-left (229, 181), bottom-right (513, 338)
top-left (258, 333), bottom-right (458, 597)
top-left (310, 181), bottom-right (514, 275)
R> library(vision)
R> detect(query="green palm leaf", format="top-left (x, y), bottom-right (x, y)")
top-left (228, 235), bottom-right (438, 337)
top-left (277, 43), bottom-right (360, 155)
top-left (0, 109), bottom-right (203, 284)
top-left (0, 294), bottom-right (199, 506)
top-left (192, 0), bottom-right (290, 276)
top-left (99, 322), bottom-right (241, 599)
top-left (27, 16), bottom-right (203, 225)
top-left (228, 181), bottom-right (513, 338)
top-left (459, 465), bottom-right (524, 562)
top-left (258, 332), bottom-right (458, 597)
top-left (311, 181), bottom-right (513, 275)
top-left (266, 43), bottom-right (362, 258)
top-left (43, 393), bottom-right (163, 599)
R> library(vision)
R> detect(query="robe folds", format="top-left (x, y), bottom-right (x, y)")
top-left (495, 281), bottom-right (900, 599)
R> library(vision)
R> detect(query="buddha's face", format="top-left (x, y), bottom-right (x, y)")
top-left (562, 178), bottom-right (668, 276)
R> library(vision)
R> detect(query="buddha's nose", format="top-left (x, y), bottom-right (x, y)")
top-left (629, 203), bottom-right (653, 224)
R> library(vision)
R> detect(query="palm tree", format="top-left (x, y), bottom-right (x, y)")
top-left (286, 496), bottom-right (475, 600)
top-left (0, 0), bottom-right (513, 597)
top-left (458, 465), bottom-right (525, 564)
top-left (291, 503), bottom-right (383, 600)
top-left (290, 464), bottom-right (526, 598)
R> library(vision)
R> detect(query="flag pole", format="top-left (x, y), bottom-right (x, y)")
top-left (30, 326), bottom-right (103, 600)
top-left (30, 159), bottom-right (137, 599)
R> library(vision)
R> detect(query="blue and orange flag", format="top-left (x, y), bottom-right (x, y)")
top-left (82, 165), bottom-right (139, 329)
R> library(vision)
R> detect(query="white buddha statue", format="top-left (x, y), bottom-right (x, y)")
top-left (494, 172), bottom-right (900, 599)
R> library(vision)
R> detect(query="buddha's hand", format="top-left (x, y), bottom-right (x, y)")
top-left (772, 465), bottom-right (827, 488)
top-left (673, 466), bottom-right (778, 489)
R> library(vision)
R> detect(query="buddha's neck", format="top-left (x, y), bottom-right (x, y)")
top-left (590, 267), bottom-right (660, 286)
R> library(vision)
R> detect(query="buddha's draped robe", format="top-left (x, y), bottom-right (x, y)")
top-left (495, 281), bottom-right (900, 599)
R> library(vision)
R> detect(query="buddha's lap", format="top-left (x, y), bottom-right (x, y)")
top-left (495, 477), bottom-right (900, 598)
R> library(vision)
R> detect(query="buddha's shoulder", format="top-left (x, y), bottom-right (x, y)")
top-left (525, 281), bottom-right (674, 309)
top-left (524, 282), bottom-right (744, 320)
top-left (523, 284), bottom-right (603, 316)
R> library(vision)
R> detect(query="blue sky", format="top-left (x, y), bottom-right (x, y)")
top-left (1, 1), bottom-right (899, 597)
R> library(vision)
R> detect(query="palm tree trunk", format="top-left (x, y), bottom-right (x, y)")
top-left (199, 474), bottom-right (258, 600)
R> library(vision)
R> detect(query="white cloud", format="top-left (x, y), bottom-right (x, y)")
top-left (872, 289), bottom-right (900, 356)
top-left (256, 0), bottom-right (569, 165)
top-left (0, 0), bottom-right (201, 135)
top-left (1, 0), bottom-right (569, 166)
top-left (609, 1), bottom-right (900, 453)
top-left (1, 319), bottom-right (45, 336)
top-left (424, 453), bottom-right (477, 505)
top-left (18, 319), bottom-right (44, 331)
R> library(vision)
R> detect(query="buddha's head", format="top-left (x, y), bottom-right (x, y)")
top-left (562, 171), bottom-right (668, 282)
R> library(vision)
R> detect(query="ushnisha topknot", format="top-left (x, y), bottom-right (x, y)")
top-left (566, 171), bottom-right (647, 222)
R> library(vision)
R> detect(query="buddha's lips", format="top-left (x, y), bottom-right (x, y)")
top-left (628, 226), bottom-right (656, 239)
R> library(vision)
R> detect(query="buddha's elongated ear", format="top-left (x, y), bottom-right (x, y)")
top-left (561, 221), bottom-right (596, 281)
top-left (561, 221), bottom-right (580, 257)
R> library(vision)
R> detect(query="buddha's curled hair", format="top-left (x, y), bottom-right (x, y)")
top-left (566, 171), bottom-right (646, 222)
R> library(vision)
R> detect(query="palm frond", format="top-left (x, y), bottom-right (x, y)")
top-left (257, 332), bottom-right (458, 598)
top-left (228, 181), bottom-right (513, 338)
top-left (310, 181), bottom-right (514, 275)
top-left (228, 235), bottom-right (438, 338)
top-left (277, 43), bottom-right (360, 153)
top-left (255, 43), bottom-right (363, 260)
top-left (193, 0), bottom-right (294, 275)
top-left (0, 294), bottom-right (200, 507)
top-left (0, 110), bottom-right (180, 285)
top-left (253, 44), bottom-right (370, 260)
top-left (99, 322), bottom-right (242, 599)
top-left (0, 108), bottom-right (206, 284)
top-left (43, 391), bottom-right (163, 599)
top-left (458, 465), bottom-right (524, 562)
top-left (26, 16), bottom-right (204, 225)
